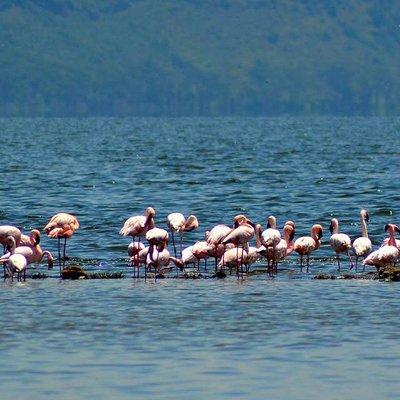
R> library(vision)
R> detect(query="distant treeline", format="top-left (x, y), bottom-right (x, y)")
top-left (0, 0), bottom-right (399, 116)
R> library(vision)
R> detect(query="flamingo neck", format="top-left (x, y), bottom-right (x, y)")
top-left (388, 230), bottom-right (396, 247)
top-left (255, 226), bottom-right (262, 248)
top-left (361, 216), bottom-right (368, 238)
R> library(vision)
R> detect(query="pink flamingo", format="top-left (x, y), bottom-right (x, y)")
top-left (44, 213), bottom-right (79, 270)
top-left (222, 215), bottom-right (255, 277)
top-left (2, 243), bottom-right (54, 270)
top-left (145, 247), bottom-right (183, 281)
top-left (352, 210), bottom-right (372, 270)
top-left (16, 229), bottom-right (54, 269)
top-left (167, 213), bottom-right (199, 257)
top-left (272, 224), bottom-right (296, 271)
top-left (329, 218), bottom-right (354, 271)
top-left (128, 241), bottom-right (145, 277)
top-left (218, 247), bottom-right (248, 277)
top-left (206, 224), bottom-right (233, 270)
top-left (0, 236), bottom-right (28, 281)
top-left (294, 224), bottom-right (323, 272)
top-left (191, 240), bottom-right (213, 271)
top-left (120, 207), bottom-right (155, 246)
top-left (181, 246), bottom-right (198, 271)
top-left (363, 224), bottom-right (400, 270)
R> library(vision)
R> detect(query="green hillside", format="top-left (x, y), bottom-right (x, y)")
top-left (0, 0), bottom-right (399, 116)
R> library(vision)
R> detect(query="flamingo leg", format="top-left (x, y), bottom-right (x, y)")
top-left (306, 255), bottom-right (310, 273)
top-left (57, 237), bottom-right (62, 275)
top-left (354, 256), bottom-right (358, 272)
top-left (171, 232), bottom-right (177, 258)
top-left (204, 258), bottom-right (207, 271)
top-left (221, 244), bottom-right (226, 271)
top-left (336, 254), bottom-right (341, 272)
top-left (180, 234), bottom-right (183, 258)
top-left (63, 237), bottom-right (67, 261)
top-left (346, 250), bottom-right (354, 270)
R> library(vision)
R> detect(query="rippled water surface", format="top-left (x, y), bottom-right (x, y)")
top-left (0, 117), bottom-right (400, 399)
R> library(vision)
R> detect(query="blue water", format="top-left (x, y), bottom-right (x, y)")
top-left (0, 117), bottom-right (400, 399)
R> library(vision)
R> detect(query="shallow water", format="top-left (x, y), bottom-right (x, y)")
top-left (0, 117), bottom-right (400, 399)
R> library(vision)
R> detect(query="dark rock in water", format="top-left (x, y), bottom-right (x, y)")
top-left (212, 270), bottom-right (227, 279)
top-left (155, 273), bottom-right (165, 279)
top-left (29, 272), bottom-right (48, 279)
top-left (313, 273), bottom-right (336, 280)
top-left (183, 271), bottom-right (201, 279)
top-left (61, 266), bottom-right (87, 280)
top-left (377, 266), bottom-right (400, 282)
top-left (87, 271), bottom-right (125, 279)
top-left (338, 273), bottom-right (358, 280)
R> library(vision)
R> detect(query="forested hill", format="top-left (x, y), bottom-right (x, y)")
top-left (0, 0), bottom-right (399, 117)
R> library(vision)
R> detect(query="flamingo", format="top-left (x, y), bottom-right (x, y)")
top-left (272, 224), bottom-right (296, 271)
top-left (44, 213), bottom-right (79, 271)
top-left (260, 216), bottom-right (281, 271)
top-left (145, 227), bottom-right (169, 264)
top-left (2, 244), bottom-right (54, 270)
top-left (363, 224), bottom-right (400, 270)
top-left (166, 213), bottom-right (199, 257)
top-left (257, 223), bottom-right (295, 273)
top-left (294, 224), bottom-right (323, 272)
top-left (221, 215), bottom-right (255, 277)
top-left (0, 236), bottom-right (28, 281)
top-left (329, 218), bottom-right (354, 271)
top-left (120, 207), bottom-right (155, 248)
top-left (191, 240), bottom-right (213, 271)
top-left (352, 210), bottom-right (372, 270)
top-left (218, 247), bottom-right (248, 277)
top-left (206, 224), bottom-right (233, 270)
top-left (16, 229), bottom-right (54, 269)
top-left (128, 241), bottom-right (145, 277)
top-left (181, 246), bottom-right (197, 267)
top-left (134, 246), bottom-right (151, 272)
top-left (244, 246), bottom-right (261, 271)
top-left (145, 247), bottom-right (183, 281)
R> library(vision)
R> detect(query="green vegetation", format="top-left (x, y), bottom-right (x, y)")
top-left (0, 0), bottom-right (399, 116)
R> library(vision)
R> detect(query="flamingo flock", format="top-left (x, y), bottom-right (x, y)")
top-left (0, 208), bottom-right (399, 281)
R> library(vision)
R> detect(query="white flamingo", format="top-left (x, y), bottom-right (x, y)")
top-left (352, 210), bottom-right (372, 271)
top-left (329, 218), bottom-right (354, 271)
top-left (167, 213), bottom-right (199, 257)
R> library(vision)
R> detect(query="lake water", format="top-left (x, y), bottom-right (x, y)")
top-left (0, 117), bottom-right (399, 399)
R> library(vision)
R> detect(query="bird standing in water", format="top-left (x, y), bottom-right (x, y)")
top-left (329, 218), bottom-right (354, 271)
top-left (167, 213), bottom-right (199, 257)
top-left (352, 210), bottom-right (372, 271)
top-left (44, 213), bottom-right (79, 271)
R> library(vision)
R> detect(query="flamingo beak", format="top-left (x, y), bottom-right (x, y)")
top-left (385, 224), bottom-right (390, 232)
top-left (365, 212), bottom-right (370, 222)
top-left (329, 222), bottom-right (333, 234)
top-left (289, 230), bottom-right (295, 242)
top-left (395, 225), bottom-right (400, 234)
